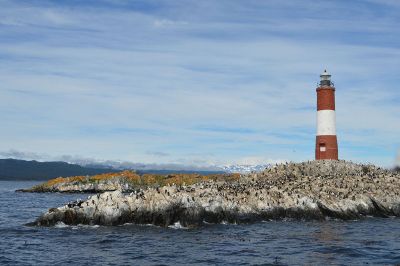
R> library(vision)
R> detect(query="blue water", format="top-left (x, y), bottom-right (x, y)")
top-left (1, 181), bottom-right (400, 265)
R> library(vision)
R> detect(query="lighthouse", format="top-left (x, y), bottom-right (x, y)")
top-left (315, 70), bottom-right (338, 160)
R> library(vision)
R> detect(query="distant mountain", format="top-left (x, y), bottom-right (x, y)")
top-left (80, 161), bottom-right (222, 172)
top-left (220, 164), bottom-right (270, 174)
top-left (0, 159), bottom-right (118, 181)
top-left (0, 159), bottom-right (225, 181)
top-left (82, 161), bottom-right (270, 174)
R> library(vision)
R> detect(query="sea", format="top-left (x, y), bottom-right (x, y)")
top-left (1, 181), bottom-right (400, 266)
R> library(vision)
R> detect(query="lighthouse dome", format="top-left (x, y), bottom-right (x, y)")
top-left (320, 69), bottom-right (332, 86)
top-left (320, 69), bottom-right (331, 79)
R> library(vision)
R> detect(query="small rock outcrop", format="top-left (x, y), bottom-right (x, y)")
top-left (29, 160), bottom-right (400, 227)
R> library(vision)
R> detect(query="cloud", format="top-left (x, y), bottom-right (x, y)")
top-left (0, 0), bottom-right (399, 167)
top-left (146, 151), bottom-right (170, 157)
top-left (153, 19), bottom-right (187, 28)
top-left (0, 149), bottom-right (45, 160)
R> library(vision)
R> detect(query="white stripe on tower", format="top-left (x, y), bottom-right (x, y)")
top-left (317, 110), bottom-right (336, 135)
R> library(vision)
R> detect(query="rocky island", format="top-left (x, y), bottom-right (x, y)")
top-left (29, 160), bottom-right (400, 227)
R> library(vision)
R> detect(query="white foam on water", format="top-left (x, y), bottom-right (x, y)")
top-left (119, 222), bottom-right (158, 227)
top-left (77, 224), bottom-right (100, 229)
top-left (54, 222), bottom-right (68, 228)
top-left (168, 221), bottom-right (188, 229)
top-left (118, 223), bottom-right (133, 226)
top-left (123, 222), bottom-right (133, 226)
top-left (136, 223), bottom-right (158, 227)
top-left (261, 219), bottom-right (274, 223)
top-left (55, 222), bottom-right (100, 229)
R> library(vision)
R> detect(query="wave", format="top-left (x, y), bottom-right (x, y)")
top-left (54, 222), bottom-right (100, 229)
top-left (168, 221), bottom-right (188, 230)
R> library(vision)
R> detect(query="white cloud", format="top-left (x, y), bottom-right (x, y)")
top-left (0, 149), bottom-right (45, 160)
top-left (153, 19), bottom-right (187, 28)
top-left (0, 0), bottom-right (399, 167)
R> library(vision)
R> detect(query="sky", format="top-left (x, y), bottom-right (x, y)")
top-left (0, 0), bottom-right (399, 168)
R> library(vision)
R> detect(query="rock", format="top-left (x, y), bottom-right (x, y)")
top-left (30, 160), bottom-right (400, 227)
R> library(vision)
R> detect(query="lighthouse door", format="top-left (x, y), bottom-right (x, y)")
top-left (319, 144), bottom-right (326, 152)
top-left (318, 143), bottom-right (326, 159)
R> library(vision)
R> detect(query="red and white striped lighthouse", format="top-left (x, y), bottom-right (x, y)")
top-left (315, 70), bottom-right (338, 160)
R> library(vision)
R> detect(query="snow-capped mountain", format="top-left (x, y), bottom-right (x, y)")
top-left (219, 164), bottom-right (271, 174)
top-left (82, 160), bottom-right (271, 174)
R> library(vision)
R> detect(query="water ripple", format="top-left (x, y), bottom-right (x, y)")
top-left (1, 181), bottom-right (400, 265)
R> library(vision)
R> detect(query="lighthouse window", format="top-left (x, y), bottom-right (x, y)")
top-left (320, 144), bottom-right (326, 152)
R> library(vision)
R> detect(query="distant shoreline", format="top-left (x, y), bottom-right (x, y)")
top-left (0, 158), bottom-right (224, 182)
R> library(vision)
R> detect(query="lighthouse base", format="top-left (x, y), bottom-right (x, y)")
top-left (315, 135), bottom-right (338, 160)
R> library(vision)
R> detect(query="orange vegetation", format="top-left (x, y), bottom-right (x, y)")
top-left (35, 171), bottom-right (241, 190)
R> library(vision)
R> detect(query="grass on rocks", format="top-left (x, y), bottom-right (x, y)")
top-left (31, 170), bottom-right (241, 191)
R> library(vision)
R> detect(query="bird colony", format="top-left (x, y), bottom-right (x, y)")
top-left (30, 160), bottom-right (400, 227)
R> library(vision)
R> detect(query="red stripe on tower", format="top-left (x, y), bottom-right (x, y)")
top-left (315, 70), bottom-right (338, 160)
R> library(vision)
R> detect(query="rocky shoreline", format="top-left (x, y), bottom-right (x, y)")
top-left (29, 160), bottom-right (400, 227)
